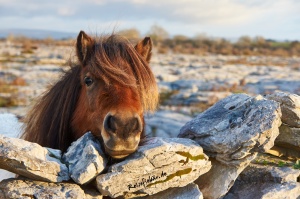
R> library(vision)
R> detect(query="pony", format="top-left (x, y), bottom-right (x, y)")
top-left (21, 31), bottom-right (159, 159)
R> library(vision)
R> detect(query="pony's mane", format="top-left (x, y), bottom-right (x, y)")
top-left (22, 66), bottom-right (82, 151)
top-left (21, 34), bottom-right (158, 152)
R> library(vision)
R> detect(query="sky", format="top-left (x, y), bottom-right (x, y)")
top-left (0, 0), bottom-right (299, 40)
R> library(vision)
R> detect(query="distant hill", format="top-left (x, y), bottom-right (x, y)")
top-left (0, 29), bottom-right (77, 40)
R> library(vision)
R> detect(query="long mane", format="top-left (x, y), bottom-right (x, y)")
top-left (21, 66), bottom-right (82, 152)
top-left (21, 34), bottom-right (158, 152)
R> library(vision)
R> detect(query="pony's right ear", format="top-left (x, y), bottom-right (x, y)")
top-left (135, 37), bottom-right (152, 63)
top-left (76, 30), bottom-right (93, 65)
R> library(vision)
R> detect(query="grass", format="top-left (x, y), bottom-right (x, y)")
top-left (293, 160), bottom-right (300, 169)
top-left (0, 81), bottom-right (27, 107)
top-left (255, 156), bottom-right (300, 170)
top-left (0, 85), bottom-right (18, 107)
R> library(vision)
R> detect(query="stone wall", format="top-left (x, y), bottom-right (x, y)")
top-left (0, 91), bottom-right (300, 199)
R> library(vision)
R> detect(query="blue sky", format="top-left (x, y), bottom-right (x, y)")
top-left (0, 0), bottom-right (299, 40)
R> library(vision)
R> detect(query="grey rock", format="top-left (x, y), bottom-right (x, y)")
top-left (137, 183), bottom-right (203, 199)
top-left (0, 178), bottom-right (103, 199)
top-left (224, 182), bottom-right (300, 199)
top-left (179, 94), bottom-right (282, 199)
top-left (0, 135), bottom-right (69, 182)
top-left (96, 137), bottom-right (211, 198)
top-left (267, 123), bottom-right (300, 159)
top-left (63, 132), bottom-right (107, 185)
top-left (267, 91), bottom-right (300, 127)
top-left (238, 163), bottom-right (300, 184)
top-left (276, 124), bottom-right (300, 150)
top-left (224, 163), bottom-right (300, 199)
top-left (195, 157), bottom-right (255, 199)
top-left (179, 94), bottom-right (282, 166)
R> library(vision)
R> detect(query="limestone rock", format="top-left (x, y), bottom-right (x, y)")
top-left (195, 157), bottom-right (256, 199)
top-left (178, 94), bottom-right (282, 199)
top-left (179, 94), bottom-right (282, 166)
top-left (0, 135), bottom-right (69, 182)
top-left (224, 182), bottom-right (300, 199)
top-left (238, 163), bottom-right (300, 184)
top-left (63, 132), bottom-right (107, 185)
top-left (224, 163), bottom-right (300, 199)
top-left (0, 178), bottom-right (103, 199)
top-left (96, 137), bottom-right (211, 198)
top-left (276, 124), bottom-right (300, 151)
top-left (267, 91), bottom-right (300, 127)
top-left (139, 183), bottom-right (203, 199)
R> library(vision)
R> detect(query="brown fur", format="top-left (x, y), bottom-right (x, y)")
top-left (21, 32), bottom-right (158, 153)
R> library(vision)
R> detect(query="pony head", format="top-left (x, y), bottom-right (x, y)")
top-left (72, 31), bottom-right (158, 159)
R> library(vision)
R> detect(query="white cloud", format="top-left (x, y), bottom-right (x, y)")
top-left (57, 7), bottom-right (76, 16)
top-left (0, 0), bottom-right (298, 40)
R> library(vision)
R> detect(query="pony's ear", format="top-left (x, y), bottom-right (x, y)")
top-left (76, 30), bottom-right (93, 65)
top-left (135, 37), bottom-right (152, 63)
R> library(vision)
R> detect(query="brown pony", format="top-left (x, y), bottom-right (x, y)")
top-left (21, 31), bottom-right (159, 159)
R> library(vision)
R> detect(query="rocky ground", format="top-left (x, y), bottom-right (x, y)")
top-left (1, 40), bottom-right (300, 118)
top-left (0, 40), bottom-right (300, 198)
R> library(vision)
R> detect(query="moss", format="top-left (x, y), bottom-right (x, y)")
top-left (176, 151), bottom-right (206, 165)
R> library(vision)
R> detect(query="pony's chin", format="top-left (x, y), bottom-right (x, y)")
top-left (104, 146), bottom-right (137, 159)
top-left (111, 154), bottom-right (130, 159)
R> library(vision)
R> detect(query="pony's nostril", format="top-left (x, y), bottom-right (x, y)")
top-left (104, 115), bottom-right (117, 133)
top-left (133, 116), bottom-right (143, 133)
top-left (132, 118), bottom-right (138, 130)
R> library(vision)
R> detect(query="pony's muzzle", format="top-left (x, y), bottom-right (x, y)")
top-left (104, 113), bottom-right (142, 136)
top-left (102, 113), bottom-right (143, 159)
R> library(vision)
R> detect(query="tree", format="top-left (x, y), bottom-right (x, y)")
top-left (147, 24), bottom-right (169, 44)
top-left (254, 36), bottom-right (268, 47)
top-left (236, 36), bottom-right (252, 48)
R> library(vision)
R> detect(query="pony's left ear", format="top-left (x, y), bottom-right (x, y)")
top-left (135, 37), bottom-right (152, 63)
top-left (76, 30), bottom-right (94, 65)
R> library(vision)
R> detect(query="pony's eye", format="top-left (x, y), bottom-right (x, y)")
top-left (84, 76), bottom-right (93, 86)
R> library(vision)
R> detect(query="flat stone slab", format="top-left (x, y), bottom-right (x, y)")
top-left (96, 137), bottom-right (211, 198)
top-left (63, 132), bottom-right (107, 185)
top-left (0, 178), bottom-right (103, 199)
top-left (0, 135), bottom-right (69, 182)
top-left (179, 94), bottom-right (282, 166)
